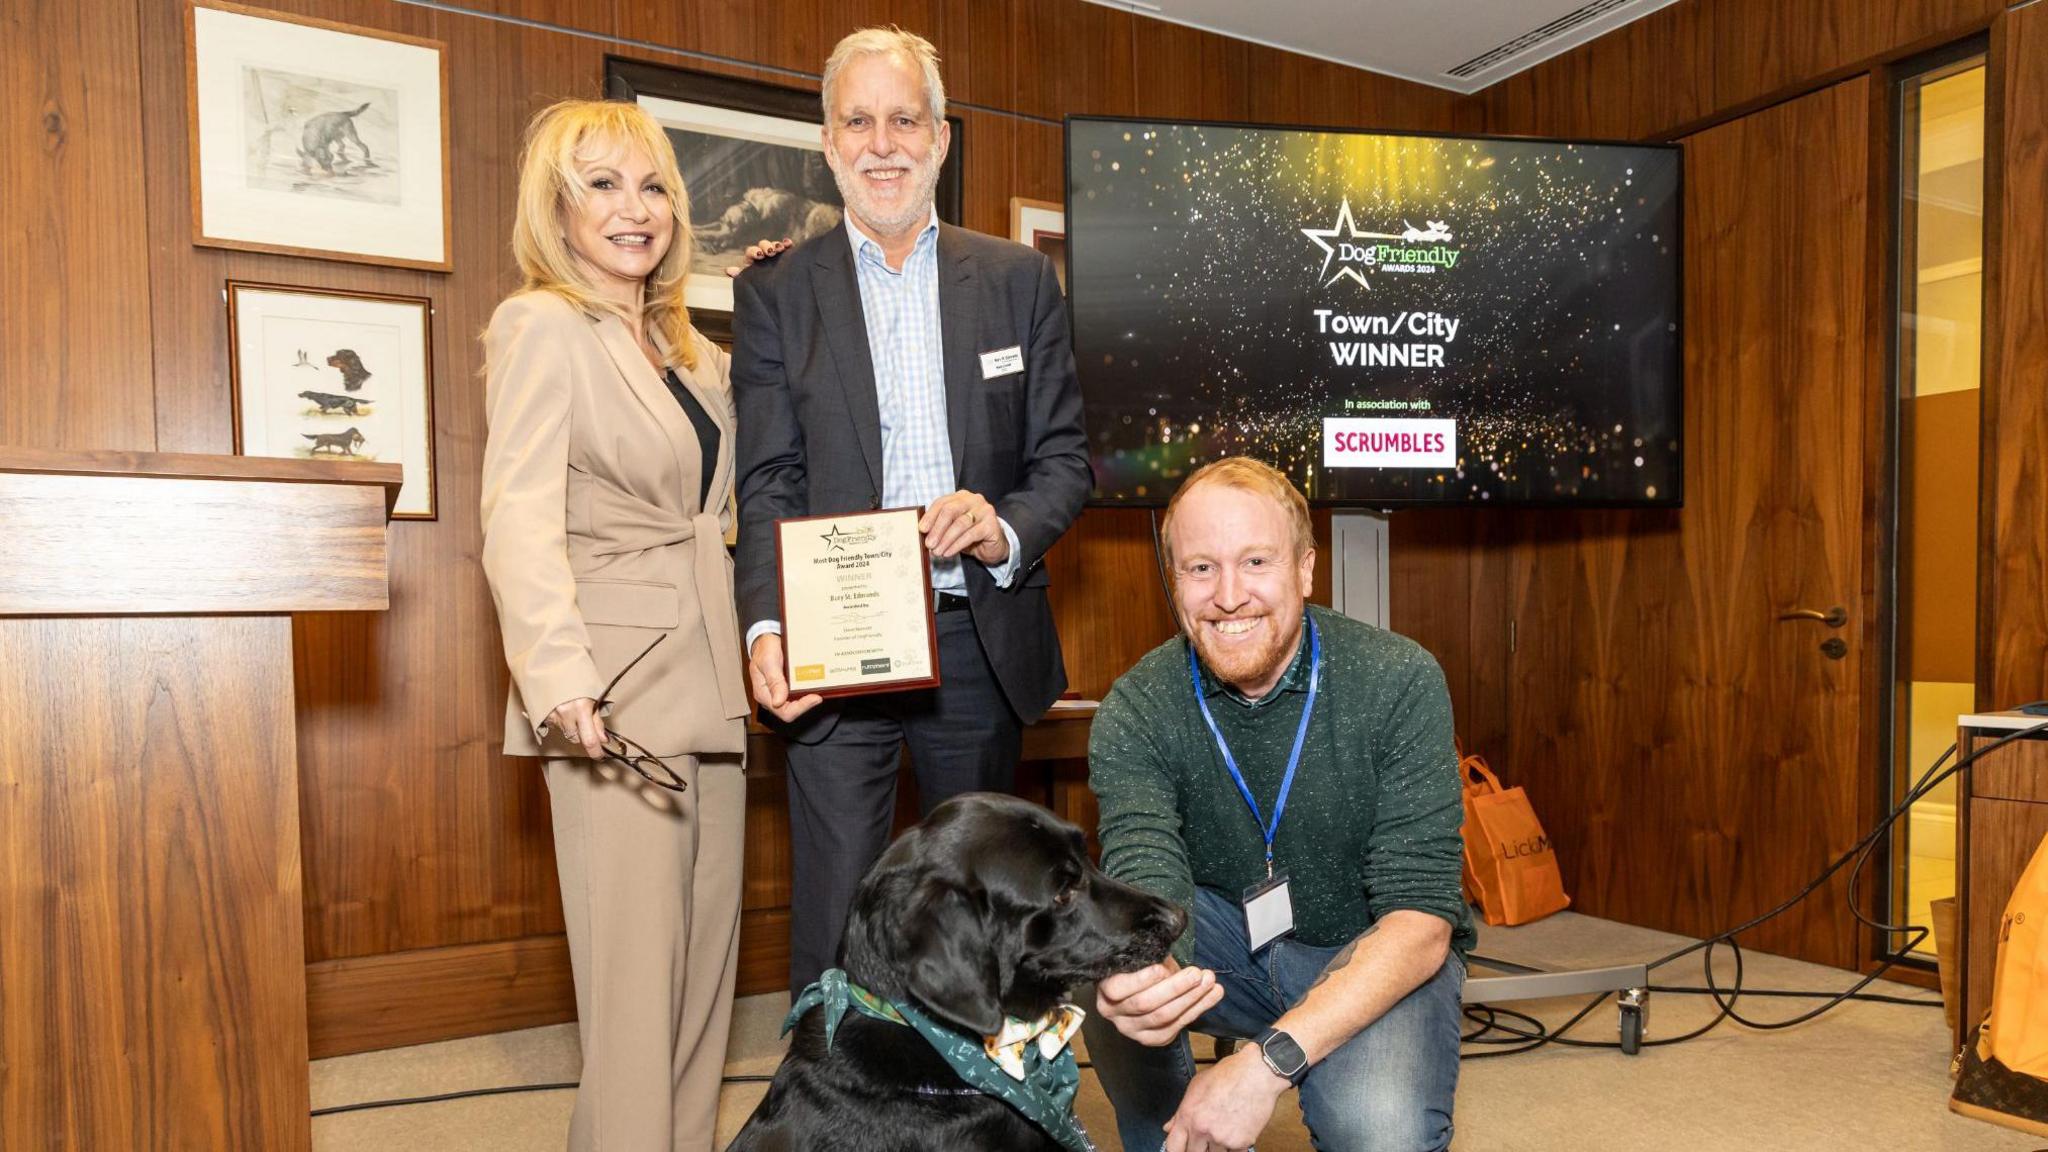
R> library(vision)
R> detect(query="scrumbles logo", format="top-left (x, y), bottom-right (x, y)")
top-left (1300, 198), bottom-right (1462, 290)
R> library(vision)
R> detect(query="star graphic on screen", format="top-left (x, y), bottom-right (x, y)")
top-left (1301, 198), bottom-right (1377, 290)
top-left (821, 524), bottom-right (849, 551)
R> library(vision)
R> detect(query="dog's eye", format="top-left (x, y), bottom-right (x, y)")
top-left (1053, 882), bottom-right (1081, 908)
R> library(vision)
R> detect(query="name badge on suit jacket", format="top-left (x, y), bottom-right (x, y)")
top-left (980, 346), bottom-right (1024, 379)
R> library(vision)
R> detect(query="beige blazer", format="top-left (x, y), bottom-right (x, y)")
top-left (480, 290), bottom-right (750, 758)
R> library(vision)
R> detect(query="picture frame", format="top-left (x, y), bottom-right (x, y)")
top-left (226, 281), bottom-right (438, 519)
top-left (1010, 197), bottom-right (1067, 294)
top-left (604, 56), bottom-right (965, 323)
top-left (187, 0), bottom-right (452, 271)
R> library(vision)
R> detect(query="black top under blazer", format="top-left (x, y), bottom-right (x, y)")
top-left (730, 223), bottom-right (1092, 739)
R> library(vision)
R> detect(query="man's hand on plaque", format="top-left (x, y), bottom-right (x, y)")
top-left (920, 490), bottom-right (1008, 566)
top-left (748, 632), bottom-right (823, 722)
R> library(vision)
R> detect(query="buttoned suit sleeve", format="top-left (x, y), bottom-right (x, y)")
top-left (479, 294), bottom-right (602, 735)
top-left (731, 267), bottom-right (807, 631)
top-left (995, 254), bottom-right (1091, 572)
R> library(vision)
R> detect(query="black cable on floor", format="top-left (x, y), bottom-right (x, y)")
top-left (312, 1082), bottom-right (579, 1118)
top-left (1459, 720), bottom-right (2048, 1058)
top-left (312, 1073), bottom-right (789, 1118)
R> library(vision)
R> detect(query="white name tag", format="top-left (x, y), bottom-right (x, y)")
top-left (1243, 873), bottom-right (1295, 953)
top-left (980, 345), bottom-right (1025, 379)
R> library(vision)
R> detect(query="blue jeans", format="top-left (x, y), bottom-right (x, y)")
top-left (1083, 886), bottom-right (1462, 1152)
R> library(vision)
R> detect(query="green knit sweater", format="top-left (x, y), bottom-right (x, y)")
top-left (1089, 606), bottom-right (1476, 963)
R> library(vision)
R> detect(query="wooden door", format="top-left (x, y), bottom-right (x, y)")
top-left (1502, 77), bottom-right (1875, 969)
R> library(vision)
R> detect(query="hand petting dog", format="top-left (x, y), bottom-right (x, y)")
top-left (1093, 959), bottom-right (1223, 1047)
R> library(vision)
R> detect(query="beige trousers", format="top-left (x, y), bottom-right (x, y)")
top-left (544, 753), bottom-right (745, 1152)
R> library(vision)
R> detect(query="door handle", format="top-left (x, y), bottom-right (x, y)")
top-left (1777, 606), bottom-right (1848, 628)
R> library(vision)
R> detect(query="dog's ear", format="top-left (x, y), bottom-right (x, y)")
top-left (841, 858), bottom-right (1004, 1037)
top-left (897, 879), bottom-right (1004, 1037)
top-left (839, 815), bottom-right (1007, 1033)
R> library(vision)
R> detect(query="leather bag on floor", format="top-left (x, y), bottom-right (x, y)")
top-left (1952, 828), bottom-right (2048, 1135)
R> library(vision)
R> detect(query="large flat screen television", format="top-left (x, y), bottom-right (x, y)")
top-left (1066, 117), bottom-right (1683, 507)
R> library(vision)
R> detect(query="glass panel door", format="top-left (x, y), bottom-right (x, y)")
top-left (1891, 57), bottom-right (1985, 961)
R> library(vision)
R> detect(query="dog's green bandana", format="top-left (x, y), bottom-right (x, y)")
top-left (783, 969), bottom-right (1096, 1152)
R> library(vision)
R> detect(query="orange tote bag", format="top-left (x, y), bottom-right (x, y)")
top-left (1460, 753), bottom-right (1571, 927)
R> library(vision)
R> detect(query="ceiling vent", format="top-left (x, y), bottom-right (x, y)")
top-left (1444, 0), bottom-right (1638, 80)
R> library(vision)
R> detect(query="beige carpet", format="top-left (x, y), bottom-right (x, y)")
top-left (312, 912), bottom-right (2032, 1150)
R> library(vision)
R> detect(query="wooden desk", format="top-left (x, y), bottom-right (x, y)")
top-left (1955, 712), bottom-right (2048, 1051)
top-left (0, 448), bottom-right (399, 1151)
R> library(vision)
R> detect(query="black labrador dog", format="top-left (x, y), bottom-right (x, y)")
top-left (729, 792), bottom-right (1185, 1152)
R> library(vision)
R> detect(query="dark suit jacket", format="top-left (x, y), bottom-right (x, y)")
top-left (731, 223), bottom-right (1090, 736)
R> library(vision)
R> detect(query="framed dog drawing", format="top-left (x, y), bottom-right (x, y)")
top-left (227, 282), bottom-right (438, 518)
top-left (603, 56), bottom-right (965, 333)
top-left (187, 1), bottom-right (451, 271)
top-left (1009, 198), bottom-right (1066, 294)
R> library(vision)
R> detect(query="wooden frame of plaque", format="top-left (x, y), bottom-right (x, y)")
top-left (774, 507), bottom-right (941, 699)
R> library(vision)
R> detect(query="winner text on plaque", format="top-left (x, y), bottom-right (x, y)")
top-left (775, 507), bottom-right (939, 697)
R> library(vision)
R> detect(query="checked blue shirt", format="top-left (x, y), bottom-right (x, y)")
top-left (846, 208), bottom-right (1020, 596)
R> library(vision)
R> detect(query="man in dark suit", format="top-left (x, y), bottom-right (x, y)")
top-left (731, 26), bottom-right (1091, 990)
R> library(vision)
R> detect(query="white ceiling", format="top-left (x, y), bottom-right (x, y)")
top-left (1085, 0), bottom-right (1681, 95)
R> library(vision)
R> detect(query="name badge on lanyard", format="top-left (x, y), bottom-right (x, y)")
top-left (1189, 615), bottom-right (1320, 954)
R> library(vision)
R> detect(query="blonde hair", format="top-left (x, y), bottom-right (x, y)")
top-left (511, 99), bottom-right (697, 370)
top-left (1160, 457), bottom-right (1315, 569)
top-left (821, 26), bottom-right (946, 124)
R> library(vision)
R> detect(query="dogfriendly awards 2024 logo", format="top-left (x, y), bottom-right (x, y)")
top-left (1299, 198), bottom-right (1461, 291)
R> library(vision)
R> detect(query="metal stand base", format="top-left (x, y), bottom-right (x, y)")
top-left (1463, 954), bottom-right (1651, 1055)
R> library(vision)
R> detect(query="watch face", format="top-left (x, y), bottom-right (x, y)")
top-left (1262, 1030), bottom-right (1308, 1078)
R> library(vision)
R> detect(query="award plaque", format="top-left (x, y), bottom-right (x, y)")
top-left (776, 507), bottom-right (940, 697)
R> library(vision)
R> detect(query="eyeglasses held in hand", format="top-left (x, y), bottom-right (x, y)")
top-left (593, 633), bottom-right (688, 794)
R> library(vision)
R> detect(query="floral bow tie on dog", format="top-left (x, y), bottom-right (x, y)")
top-left (984, 1005), bottom-right (1086, 1081)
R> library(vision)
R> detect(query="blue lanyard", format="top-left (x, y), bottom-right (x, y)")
top-left (1187, 615), bottom-right (1320, 877)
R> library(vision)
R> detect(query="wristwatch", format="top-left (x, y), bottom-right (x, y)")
top-left (1253, 1027), bottom-right (1309, 1086)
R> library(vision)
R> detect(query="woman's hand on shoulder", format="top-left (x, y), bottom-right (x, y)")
top-left (724, 237), bottom-right (793, 278)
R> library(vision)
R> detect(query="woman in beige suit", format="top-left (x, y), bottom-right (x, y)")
top-left (480, 99), bottom-right (750, 1152)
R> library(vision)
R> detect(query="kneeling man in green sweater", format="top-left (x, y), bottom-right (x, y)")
top-left (1082, 456), bottom-right (1472, 1152)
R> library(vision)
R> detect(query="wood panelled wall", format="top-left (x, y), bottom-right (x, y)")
top-left (1435, 0), bottom-right (2033, 970)
top-left (2, 0), bottom-right (1463, 1052)
top-left (10, 0), bottom-right (2046, 1043)
top-left (1984, 4), bottom-right (2048, 711)
top-left (1476, 0), bottom-right (2003, 141)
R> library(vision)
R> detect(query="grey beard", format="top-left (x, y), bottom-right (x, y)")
top-left (834, 157), bottom-right (942, 238)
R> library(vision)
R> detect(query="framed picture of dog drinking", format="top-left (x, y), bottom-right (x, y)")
top-left (186, 0), bottom-right (451, 271)
top-left (226, 282), bottom-right (438, 519)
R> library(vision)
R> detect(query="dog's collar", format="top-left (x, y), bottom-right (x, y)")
top-left (784, 970), bottom-right (1097, 1152)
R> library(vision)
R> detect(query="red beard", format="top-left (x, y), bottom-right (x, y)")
top-left (1189, 613), bottom-right (1302, 697)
